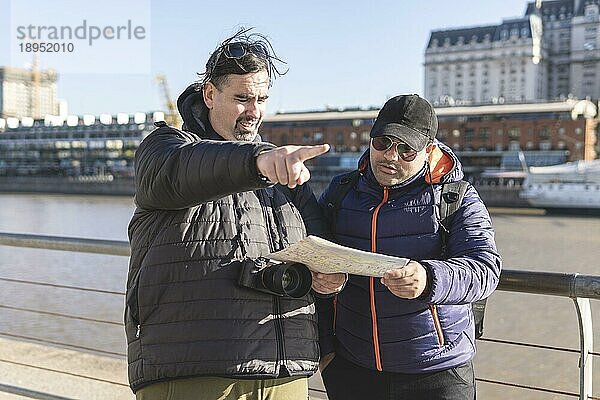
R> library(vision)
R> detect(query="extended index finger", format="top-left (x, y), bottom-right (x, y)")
top-left (296, 144), bottom-right (330, 162)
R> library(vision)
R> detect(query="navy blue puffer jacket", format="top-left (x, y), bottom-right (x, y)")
top-left (317, 142), bottom-right (501, 373)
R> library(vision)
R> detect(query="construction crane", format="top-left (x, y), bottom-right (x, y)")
top-left (155, 74), bottom-right (182, 127)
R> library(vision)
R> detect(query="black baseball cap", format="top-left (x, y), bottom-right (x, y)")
top-left (370, 94), bottom-right (438, 151)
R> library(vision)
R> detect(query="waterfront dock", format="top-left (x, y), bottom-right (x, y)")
top-left (0, 200), bottom-right (599, 399)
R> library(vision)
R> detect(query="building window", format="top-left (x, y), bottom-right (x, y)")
top-left (508, 141), bottom-right (521, 151)
top-left (508, 128), bottom-right (520, 138)
top-left (314, 132), bottom-right (323, 141)
top-left (479, 128), bottom-right (490, 139)
top-left (585, 4), bottom-right (599, 20)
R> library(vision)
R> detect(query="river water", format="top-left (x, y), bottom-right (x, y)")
top-left (0, 193), bottom-right (598, 399)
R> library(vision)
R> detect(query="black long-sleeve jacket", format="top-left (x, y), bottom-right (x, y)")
top-left (124, 84), bottom-right (322, 392)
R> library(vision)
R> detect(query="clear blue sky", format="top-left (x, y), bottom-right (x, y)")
top-left (0, 0), bottom-right (530, 116)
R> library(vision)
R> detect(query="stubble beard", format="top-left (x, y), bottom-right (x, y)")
top-left (233, 117), bottom-right (260, 141)
top-left (371, 161), bottom-right (411, 187)
top-left (233, 128), bottom-right (258, 141)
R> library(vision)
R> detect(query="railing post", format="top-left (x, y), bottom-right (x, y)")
top-left (573, 297), bottom-right (593, 400)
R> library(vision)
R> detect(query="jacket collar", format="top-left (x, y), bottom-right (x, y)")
top-left (176, 83), bottom-right (222, 140)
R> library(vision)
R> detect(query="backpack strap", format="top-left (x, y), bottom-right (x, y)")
top-left (323, 170), bottom-right (361, 235)
top-left (439, 181), bottom-right (469, 257)
top-left (438, 180), bottom-right (487, 339)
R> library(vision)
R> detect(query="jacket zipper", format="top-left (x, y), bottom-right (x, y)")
top-left (332, 296), bottom-right (337, 333)
top-left (429, 305), bottom-right (445, 346)
top-left (126, 267), bottom-right (144, 339)
top-left (370, 186), bottom-right (388, 372)
top-left (258, 190), bottom-right (285, 373)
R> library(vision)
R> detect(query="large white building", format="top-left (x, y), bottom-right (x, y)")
top-left (0, 66), bottom-right (59, 119)
top-left (424, 0), bottom-right (600, 105)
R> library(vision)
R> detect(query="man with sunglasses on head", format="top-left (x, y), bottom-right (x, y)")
top-left (316, 94), bottom-right (501, 400)
top-left (125, 28), bottom-right (345, 400)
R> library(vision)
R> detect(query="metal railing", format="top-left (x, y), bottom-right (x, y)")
top-left (0, 232), bottom-right (599, 399)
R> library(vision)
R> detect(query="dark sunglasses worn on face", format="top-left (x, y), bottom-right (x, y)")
top-left (371, 136), bottom-right (418, 161)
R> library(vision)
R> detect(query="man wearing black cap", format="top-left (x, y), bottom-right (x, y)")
top-left (316, 94), bottom-right (501, 399)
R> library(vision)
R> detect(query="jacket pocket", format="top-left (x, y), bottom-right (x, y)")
top-left (429, 305), bottom-right (445, 346)
top-left (125, 267), bottom-right (143, 328)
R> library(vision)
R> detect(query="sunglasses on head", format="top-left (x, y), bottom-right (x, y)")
top-left (371, 136), bottom-right (418, 161)
top-left (222, 42), bottom-right (268, 60)
top-left (206, 41), bottom-right (270, 78)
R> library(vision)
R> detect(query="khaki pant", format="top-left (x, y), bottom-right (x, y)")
top-left (136, 376), bottom-right (309, 400)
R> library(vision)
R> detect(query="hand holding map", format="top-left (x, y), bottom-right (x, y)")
top-left (269, 235), bottom-right (409, 278)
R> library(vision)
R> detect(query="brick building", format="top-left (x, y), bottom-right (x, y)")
top-left (260, 100), bottom-right (598, 173)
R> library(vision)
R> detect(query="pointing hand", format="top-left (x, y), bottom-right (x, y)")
top-left (256, 144), bottom-right (330, 188)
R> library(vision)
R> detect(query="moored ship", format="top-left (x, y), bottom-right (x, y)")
top-left (520, 160), bottom-right (600, 212)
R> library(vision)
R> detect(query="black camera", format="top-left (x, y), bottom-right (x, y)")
top-left (238, 258), bottom-right (312, 298)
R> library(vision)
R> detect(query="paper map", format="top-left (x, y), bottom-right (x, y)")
top-left (269, 235), bottom-right (408, 277)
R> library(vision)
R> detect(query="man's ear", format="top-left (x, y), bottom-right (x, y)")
top-left (425, 142), bottom-right (435, 153)
top-left (203, 82), bottom-right (215, 109)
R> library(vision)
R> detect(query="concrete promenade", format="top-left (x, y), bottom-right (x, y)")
top-left (0, 337), bottom-right (328, 400)
top-left (0, 337), bottom-right (130, 399)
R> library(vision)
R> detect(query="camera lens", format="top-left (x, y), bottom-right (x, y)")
top-left (257, 262), bottom-right (312, 298)
top-left (278, 263), bottom-right (312, 298)
top-left (282, 268), bottom-right (300, 293)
